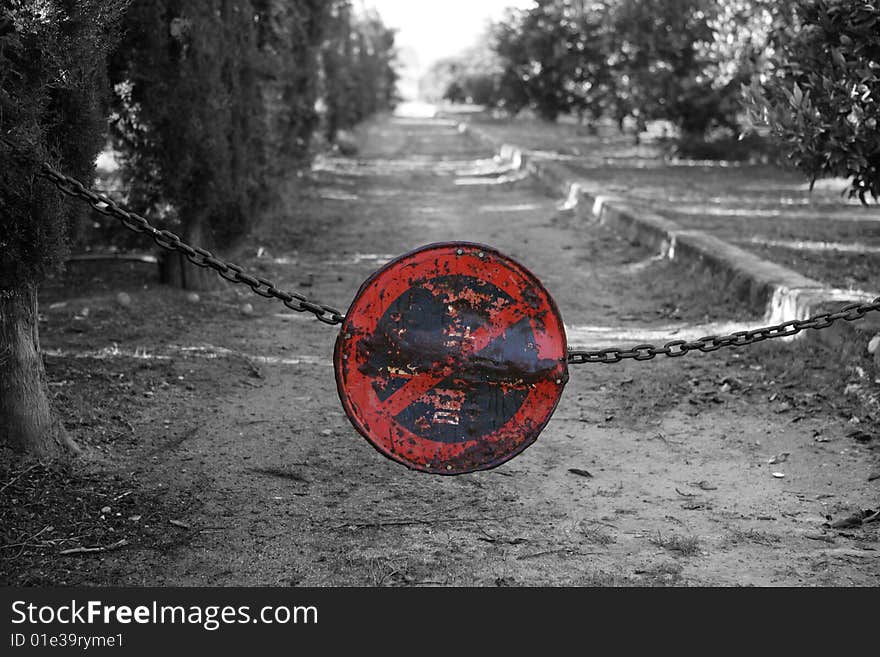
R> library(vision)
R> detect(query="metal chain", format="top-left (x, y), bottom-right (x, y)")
top-left (6, 136), bottom-right (880, 356)
top-left (567, 299), bottom-right (880, 364)
top-left (1, 136), bottom-right (345, 325)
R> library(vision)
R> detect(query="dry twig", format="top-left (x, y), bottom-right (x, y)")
top-left (59, 539), bottom-right (128, 556)
top-left (0, 464), bottom-right (40, 495)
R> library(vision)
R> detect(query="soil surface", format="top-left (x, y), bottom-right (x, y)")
top-left (2, 114), bottom-right (879, 586)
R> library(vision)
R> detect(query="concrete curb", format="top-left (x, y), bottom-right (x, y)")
top-left (459, 121), bottom-right (880, 373)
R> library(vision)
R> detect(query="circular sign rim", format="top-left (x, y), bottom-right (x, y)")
top-left (333, 241), bottom-right (568, 475)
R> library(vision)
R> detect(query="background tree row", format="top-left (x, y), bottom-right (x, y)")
top-left (110, 0), bottom-right (399, 288)
top-left (432, 0), bottom-right (878, 200)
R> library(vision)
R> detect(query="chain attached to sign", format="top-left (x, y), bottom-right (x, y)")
top-left (8, 137), bottom-right (880, 474)
top-left (2, 136), bottom-right (345, 325)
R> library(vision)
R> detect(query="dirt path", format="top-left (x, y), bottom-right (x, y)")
top-left (18, 114), bottom-right (879, 587)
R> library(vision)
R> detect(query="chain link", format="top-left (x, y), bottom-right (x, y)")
top-left (566, 300), bottom-right (880, 364)
top-left (2, 136), bottom-right (345, 325)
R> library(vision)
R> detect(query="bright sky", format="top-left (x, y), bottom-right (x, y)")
top-left (366, 0), bottom-right (535, 97)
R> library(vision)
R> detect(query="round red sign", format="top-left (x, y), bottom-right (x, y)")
top-left (333, 243), bottom-right (568, 474)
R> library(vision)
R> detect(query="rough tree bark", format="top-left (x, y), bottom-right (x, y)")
top-left (0, 285), bottom-right (79, 458)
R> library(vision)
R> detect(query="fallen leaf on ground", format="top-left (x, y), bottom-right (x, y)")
top-left (568, 468), bottom-right (593, 478)
top-left (59, 539), bottom-right (128, 556)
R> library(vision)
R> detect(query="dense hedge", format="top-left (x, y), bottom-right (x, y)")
top-left (107, 0), bottom-right (397, 265)
top-left (0, 1), bottom-right (124, 288)
top-left (322, 3), bottom-right (398, 141)
top-left (109, 1), bottom-right (317, 253)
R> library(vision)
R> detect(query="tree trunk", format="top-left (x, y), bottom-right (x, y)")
top-left (158, 214), bottom-right (222, 291)
top-left (633, 117), bottom-right (647, 145)
top-left (0, 285), bottom-right (79, 459)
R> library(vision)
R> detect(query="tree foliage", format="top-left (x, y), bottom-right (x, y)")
top-left (1, 1), bottom-right (125, 288)
top-left (421, 35), bottom-right (502, 107)
top-left (321, 2), bottom-right (399, 141)
top-left (110, 1), bottom-right (311, 253)
top-left (108, 0), bottom-right (397, 264)
top-left (490, 2), bottom-right (615, 122)
top-left (440, 0), bottom-right (743, 138)
top-left (744, 0), bottom-right (880, 201)
top-left (701, 0), bottom-right (797, 89)
top-left (251, 0), bottom-right (332, 178)
top-left (609, 0), bottom-right (745, 138)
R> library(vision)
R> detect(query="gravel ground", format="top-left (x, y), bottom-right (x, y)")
top-left (2, 114), bottom-right (878, 587)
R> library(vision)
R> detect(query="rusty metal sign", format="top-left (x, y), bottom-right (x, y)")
top-left (333, 242), bottom-right (568, 474)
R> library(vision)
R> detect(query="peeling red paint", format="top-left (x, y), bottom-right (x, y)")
top-left (334, 242), bottom-right (568, 475)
